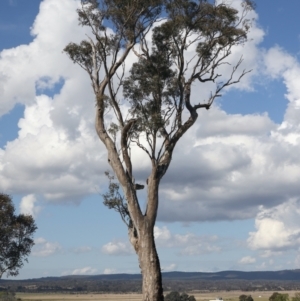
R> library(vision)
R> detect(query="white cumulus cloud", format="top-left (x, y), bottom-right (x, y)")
top-left (103, 268), bottom-right (117, 275)
top-left (248, 198), bottom-right (300, 252)
top-left (162, 263), bottom-right (177, 272)
top-left (0, 0), bottom-right (300, 229)
top-left (101, 241), bottom-right (133, 256)
top-left (154, 226), bottom-right (220, 255)
top-left (19, 194), bottom-right (41, 217)
top-left (71, 266), bottom-right (97, 275)
top-left (239, 256), bottom-right (256, 265)
top-left (32, 237), bottom-right (62, 257)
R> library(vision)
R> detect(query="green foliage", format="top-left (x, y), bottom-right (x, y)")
top-left (0, 193), bottom-right (37, 279)
top-left (122, 42), bottom-right (176, 135)
top-left (68, 0), bottom-right (163, 48)
top-left (240, 295), bottom-right (254, 301)
top-left (108, 122), bottom-right (119, 142)
top-left (269, 293), bottom-right (289, 301)
top-left (104, 0), bottom-right (162, 41)
top-left (102, 172), bottom-right (131, 226)
top-left (277, 294), bottom-right (289, 301)
top-left (122, 0), bottom-right (253, 139)
top-left (165, 291), bottom-right (196, 301)
top-left (64, 0), bottom-right (254, 151)
top-left (270, 293), bottom-right (281, 301)
top-left (63, 41), bottom-right (93, 71)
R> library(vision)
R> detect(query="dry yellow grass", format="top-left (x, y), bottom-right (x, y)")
top-left (16, 293), bottom-right (142, 301)
top-left (192, 290), bottom-right (297, 301)
top-left (16, 291), bottom-right (299, 301)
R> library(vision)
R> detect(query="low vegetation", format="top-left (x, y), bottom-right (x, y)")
top-left (269, 293), bottom-right (289, 301)
top-left (239, 295), bottom-right (254, 301)
top-left (165, 291), bottom-right (196, 301)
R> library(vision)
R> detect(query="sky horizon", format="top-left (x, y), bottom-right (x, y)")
top-left (1, 0), bottom-right (300, 280)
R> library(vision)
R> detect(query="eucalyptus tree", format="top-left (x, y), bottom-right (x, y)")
top-left (64, 0), bottom-right (254, 300)
top-left (0, 193), bottom-right (37, 279)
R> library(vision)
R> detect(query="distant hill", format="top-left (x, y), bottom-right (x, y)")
top-left (181, 269), bottom-right (300, 281)
top-left (2, 269), bottom-right (300, 282)
top-left (2, 270), bottom-right (300, 293)
top-left (161, 270), bottom-right (300, 281)
top-left (31, 269), bottom-right (300, 281)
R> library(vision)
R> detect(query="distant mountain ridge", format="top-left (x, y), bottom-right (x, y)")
top-left (2, 269), bottom-right (300, 282)
top-left (60, 270), bottom-right (300, 281)
top-left (2, 270), bottom-right (300, 293)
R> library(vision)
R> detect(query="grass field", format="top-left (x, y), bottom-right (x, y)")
top-left (16, 290), bottom-right (299, 301)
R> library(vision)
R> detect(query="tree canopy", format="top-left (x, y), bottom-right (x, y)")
top-left (0, 193), bottom-right (37, 279)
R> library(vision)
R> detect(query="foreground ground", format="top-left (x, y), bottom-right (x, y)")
top-left (16, 290), bottom-right (299, 301)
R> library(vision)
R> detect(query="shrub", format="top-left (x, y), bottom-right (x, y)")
top-left (165, 291), bottom-right (196, 301)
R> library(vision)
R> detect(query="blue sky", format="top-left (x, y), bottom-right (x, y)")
top-left (1, 0), bottom-right (300, 279)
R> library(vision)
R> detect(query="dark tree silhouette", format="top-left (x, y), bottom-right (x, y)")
top-left (165, 291), bottom-right (196, 301)
top-left (0, 193), bottom-right (37, 278)
top-left (269, 293), bottom-right (289, 301)
top-left (240, 294), bottom-right (254, 301)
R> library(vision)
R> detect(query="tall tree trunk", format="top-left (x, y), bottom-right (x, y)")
top-left (137, 220), bottom-right (164, 301)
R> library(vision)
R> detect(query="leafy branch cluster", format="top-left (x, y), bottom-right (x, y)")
top-left (102, 171), bottom-right (131, 227)
top-left (64, 0), bottom-right (254, 170)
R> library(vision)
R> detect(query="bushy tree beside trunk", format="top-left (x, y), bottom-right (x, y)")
top-left (64, 0), bottom-right (254, 300)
